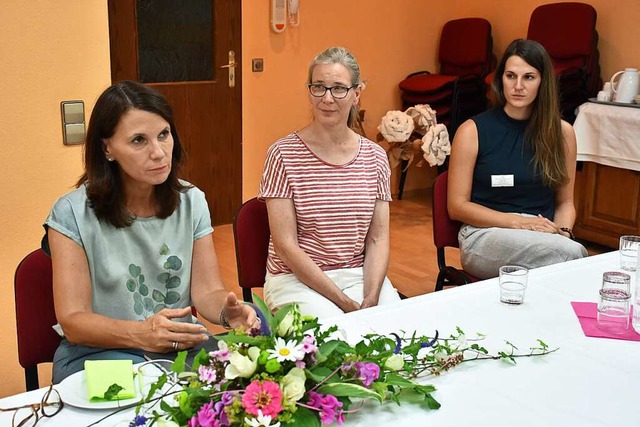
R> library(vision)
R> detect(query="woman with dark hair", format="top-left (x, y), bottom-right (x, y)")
top-left (46, 81), bottom-right (259, 382)
top-left (448, 39), bottom-right (587, 279)
top-left (259, 47), bottom-right (401, 319)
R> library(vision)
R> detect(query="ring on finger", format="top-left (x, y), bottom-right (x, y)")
top-left (172, 341), bottom-right (179, 351)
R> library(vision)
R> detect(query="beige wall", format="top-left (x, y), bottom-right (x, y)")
top-left (1, 0), bottom-right (639, 397)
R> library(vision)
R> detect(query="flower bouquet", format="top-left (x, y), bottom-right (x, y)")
top-left (122, 297), bottom-right (556, 427)
top-left (377, 104), bottom-right (451, 169)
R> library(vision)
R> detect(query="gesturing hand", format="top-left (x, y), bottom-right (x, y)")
top-left (221, 292), bottom-right (260, 331)
top-left (139, 307), bottom-right (209, 353)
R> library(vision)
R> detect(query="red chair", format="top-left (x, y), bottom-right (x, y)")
top-left (432, 171), bottom-right (478, 291)
top-left (399, 18), bottom-right (494, 135)
top-left (14, 249), bottom-right (61, 391)
top-left (485, 3), bottom-right (601, 123)
top-left (233, 197), bottom-right (270, 303)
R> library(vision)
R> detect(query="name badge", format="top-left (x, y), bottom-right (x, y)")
top-left (491, 174), bottom-right (514, 187)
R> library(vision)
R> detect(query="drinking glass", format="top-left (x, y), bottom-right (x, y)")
top-left (499, 265), bottom-right (528, 305)
top-left (597, 271), bottom-right (631, 334)
top-left (619, 235), bottom-right (640, 271)
top-left (137, 359), bottom-right (174, 401)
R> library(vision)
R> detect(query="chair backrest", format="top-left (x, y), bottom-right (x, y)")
top-left (527, 2), bottom-right (597, 69)
top-left (14, 248), bottom-right (61, 390)
top-left (233, 197), bottom-right (270, 302)
top-left (432, 171), bottom-right (463, 250)
top-left (439, 18), bottom-right (493, 78)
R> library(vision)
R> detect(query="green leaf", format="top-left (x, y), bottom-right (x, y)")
top-left (166, 276), bottom-right (181, 289)
top-left (159, 243), bottom-right (169, 255)
top-left (163, 256), bottom-right (183, 271)
top-left (164, 291), bottom-right (180, 305)
top-left (288, 406), bottom-right (321, 427)
top-left (133, 293), bottom-right (142, 303)
top-left (103, 383), bottom-right (123, 400)
top-left (217, 333), bottom-right (265, 346)
top-left (272, 305), bottom-right (293, 333)
top-left (133, 301), bottom-right (143, 315)
top-left (424, 393), bottom-right (441, 409)
top-left (191, 348), bottom-right (209, 372)
top-left (126, 279), bottom-right (136, 292)
top-left (316, 340), bottom-right (341, 364)
top-left (385, 373), bottom-right (418, 388)
top-left (252, 294), bottom-right (275, 330)
top-left (172, 351), bottom-right (188, 373)
top-left (317, 382), bottom-right (383, 403)
top-left (128, 264), bottom-right (141, 277)
top-left (139, 284), bottom-right (149, 296)
top-left (154, 304), bottom-right (165, 314)
top-left (152, 290), bottom-right (165, 302)
top-left (138, 274), bottom-right (145, 285)
top-left (157, 272), bottom-right (171, 284)
top-left (305, 366), bottom-right (333, 382)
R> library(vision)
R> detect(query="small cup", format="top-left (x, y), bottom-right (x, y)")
top-left (596, 90), bottom-right (611, 102)
top-left (137, 359), bottom-right (174, 398)
top-left (597, 271), bottom-right (631, 334)
top-left (499, 265), bottom-right (528, 305)
top-left (619, 235), bottom-right (640, 271)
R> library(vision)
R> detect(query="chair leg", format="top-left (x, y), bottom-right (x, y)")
top-left (25, 366), bottom-right (39, 392)
top-left (435, 271), bottom-right (446, 292)
top-left (398, 159), bottom-right (409, 200)
top-left (242, 288), bottom-right (253, 303)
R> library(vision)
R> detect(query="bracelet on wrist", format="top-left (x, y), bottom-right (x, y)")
top-left (559, 227), bottom-right (575, 240)
top-left (219, 307), bottom-right (231, 329)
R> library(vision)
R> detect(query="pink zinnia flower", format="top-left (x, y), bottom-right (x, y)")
top-left (241, 380), bottom-right (283, 418)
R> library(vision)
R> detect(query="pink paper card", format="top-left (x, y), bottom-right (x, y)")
top-left (571, 301), bottom-right (640, 341)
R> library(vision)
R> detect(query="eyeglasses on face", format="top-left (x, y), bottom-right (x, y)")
top-left (307, 84), bottom-right (357, 99)
top-left (0, 384), bottom-right (64, 427)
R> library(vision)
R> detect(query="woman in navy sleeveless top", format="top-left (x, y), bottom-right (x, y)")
top-left (448, 39), bottom-right (587, 279)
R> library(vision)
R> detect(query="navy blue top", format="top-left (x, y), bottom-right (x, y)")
top-left (470, 108), bottom-right (555, 220)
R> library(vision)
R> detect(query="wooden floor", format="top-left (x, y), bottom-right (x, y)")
top-left (213, 189), bottom-right (612, 304)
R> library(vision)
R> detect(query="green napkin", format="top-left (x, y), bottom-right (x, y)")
top-left (84, 360), bottom-right (136, 402)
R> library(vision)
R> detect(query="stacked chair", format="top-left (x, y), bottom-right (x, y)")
top-left (398, 18), bottom-right (495, 138)
top-left (485, 2), bottom-right (601, 123)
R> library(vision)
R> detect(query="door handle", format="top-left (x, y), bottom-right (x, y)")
top-left (220, 51), bottom-right (236, 88)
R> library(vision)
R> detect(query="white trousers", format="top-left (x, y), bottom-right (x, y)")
top-left (264, 267), bottom-right (401, 319)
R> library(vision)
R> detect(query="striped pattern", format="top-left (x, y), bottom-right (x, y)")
top-left (259, 132), bottom-right (391, 275)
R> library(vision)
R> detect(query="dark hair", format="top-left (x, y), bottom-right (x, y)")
top-left (492, 39), bottom-right (567, 189)
top-left (308, 46), bottom-right (362, 129)
top-left (77, 80), bottom-right (189, 227)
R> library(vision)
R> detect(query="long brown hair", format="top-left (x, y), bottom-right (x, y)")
top-left (492, 39), bottom-right (567, 189)
top-left (307, 46), bottom-right (362, 130)
top-left (77, 80), bottom-right (190, 227)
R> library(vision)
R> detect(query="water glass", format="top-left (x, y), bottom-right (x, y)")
top-left (137, 359), bottom-right (174, 399)
top-left (499, 265), bottom-right (528, 305)
top-left (597, 271), bottom-right (631, 334)
top-left (619, 235), bottom-right (640, 271)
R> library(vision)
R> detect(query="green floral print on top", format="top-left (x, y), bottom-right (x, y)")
top-left (126, 243), bottom-right (184, 318)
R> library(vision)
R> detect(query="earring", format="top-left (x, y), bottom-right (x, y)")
top-left (107, 156), bottom-right (114, 162)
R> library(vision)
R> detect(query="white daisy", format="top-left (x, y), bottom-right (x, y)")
top-left (245, 410), bottom-right (281, 427)
top-left (267, 337), bottom-right (305, 363)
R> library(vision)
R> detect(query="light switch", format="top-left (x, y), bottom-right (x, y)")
top-left (60, 100), bottom-right (85, 145)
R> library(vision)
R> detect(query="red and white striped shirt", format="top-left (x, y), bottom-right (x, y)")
top-left (259, 132), bottom-right (392, 275)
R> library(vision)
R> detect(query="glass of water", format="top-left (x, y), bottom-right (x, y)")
top-left (597, 271), bottom-right (631, 334)
top-left (499, 265), bottom-right (528, 305)
top-left (619, 235), bottom-right (640, 271)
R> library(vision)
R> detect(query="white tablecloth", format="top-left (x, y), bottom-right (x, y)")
top-left (1, 251), bottom-right (638, 426)
top-left (574, 101), bottom-right (640, 171)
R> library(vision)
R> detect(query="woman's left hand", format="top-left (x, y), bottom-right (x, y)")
top-left (221, 292), bottom-right (260, 331)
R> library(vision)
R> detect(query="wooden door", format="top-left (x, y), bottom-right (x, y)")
top-left (108, 0), bottom-right (241, 225)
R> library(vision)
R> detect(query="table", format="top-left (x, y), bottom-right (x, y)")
top-left (574, 101), bottom-right (640, 171)
top-left (572, 102), bottom-right (640, 247)
top-left (1, 252), bottom-right (638, 426)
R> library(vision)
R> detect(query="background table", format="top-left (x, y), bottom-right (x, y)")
top-left (1, 252), bottom-right (638, 426)
top-left (573, 101), bottom-right (640, 247)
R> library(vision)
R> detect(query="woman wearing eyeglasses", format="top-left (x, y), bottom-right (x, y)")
top-left (259, 46), bottom-right (401, 319)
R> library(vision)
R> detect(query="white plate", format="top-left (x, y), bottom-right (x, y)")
top-left (56, 366), bottom-right (142, 410)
